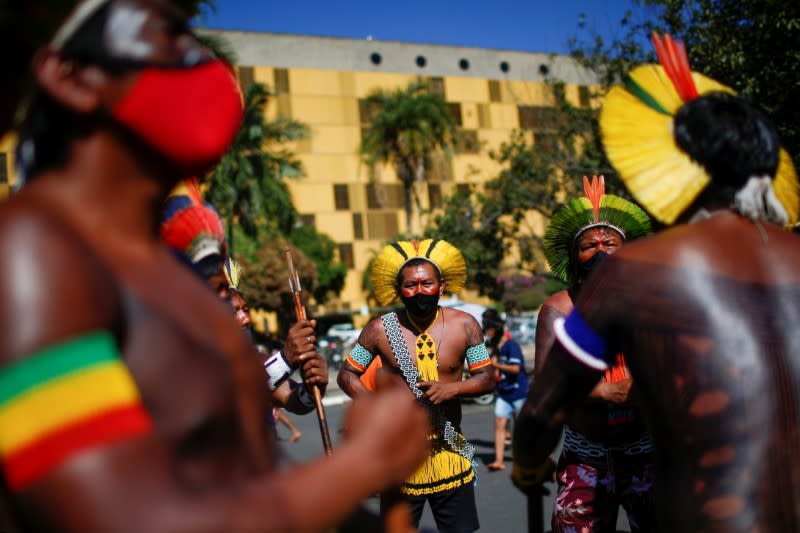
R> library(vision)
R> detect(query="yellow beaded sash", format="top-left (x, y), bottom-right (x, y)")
top-left (407, 309), bottom-right (439, 382)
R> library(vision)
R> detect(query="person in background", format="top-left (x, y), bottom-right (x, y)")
top-left (513, 34), bottom-right (800, 532)
top-left (483, 308), bottom-right (529, 472)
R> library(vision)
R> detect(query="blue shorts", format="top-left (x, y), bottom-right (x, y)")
top-left (495, 396), bottom-right (525, 419)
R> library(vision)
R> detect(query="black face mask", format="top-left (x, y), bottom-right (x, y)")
top-left (401, 293), bottom-right (440, 317)
top-left (579, 250), bottom-right (610, 279)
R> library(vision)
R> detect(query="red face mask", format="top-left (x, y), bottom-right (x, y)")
top-left (112, 60), bottom-right (243, 175)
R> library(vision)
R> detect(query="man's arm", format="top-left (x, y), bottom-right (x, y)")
top-left (336, 320), bottom-right (381, 398)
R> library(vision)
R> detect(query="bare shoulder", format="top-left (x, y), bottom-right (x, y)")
top-left (357, 314), bottom-right (390, 351)
top-left (441, 306), bottom-right (480, 329)
top-left (542, 290), bottom-right (573, 316)
top-left (0, 201), bottom-right (120, 363)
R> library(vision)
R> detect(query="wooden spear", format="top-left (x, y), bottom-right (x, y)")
top-left (285, 249), bottom-right (333, 456)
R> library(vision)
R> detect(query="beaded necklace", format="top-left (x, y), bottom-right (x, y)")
top-left (406, 308), bottom-right (440, 381)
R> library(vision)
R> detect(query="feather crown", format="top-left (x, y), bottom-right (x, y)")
top-left (600, 33), bottom-right (798, 225)
top-left (160, 178), bottom-right (226, 265)
top-left (371, 239), bottom-right (467, 307)
top-left (544, 176), bottom-right (651, 285)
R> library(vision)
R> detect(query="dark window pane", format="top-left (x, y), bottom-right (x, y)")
top-left (456, 130), bottom-right (480, 154)
top-left (428, 77), bottom-right (445, 97)
top-left (334, 184), bottom-right (350, 210)
top-left (338, 243), bottom-right (355, 269)
top-left (428, 184), bottom-right (442, 209)
top-left (579, 86), bottom-right (590, 108)
top-left (366, 184), bottom-right (404, 209)
top-left (488, 80), bottom-right (501, 102)
top-left (447, 103), bottom-right (463, 127)
top-left (456, 184), bottom-right (471, 197)
top-left (238, 66), bottom-right (254, 92)
top-left (0, 153), bottom-right (7, 184)
top-left (353, 213), bottom-right (364, 240)
top-left (553, 84), bottom-right (565, 103)
top-left (358, 98), bottom-right (380, 126)
top-left (274, 68), bottom-right (290, 94)
top-left (299, 214), bottom-right (316, 227)
top-left (518, 106), bottom-right (557, 129)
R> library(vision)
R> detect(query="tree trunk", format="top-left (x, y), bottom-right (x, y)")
top-left (397, 161), bottom-right (415, 236)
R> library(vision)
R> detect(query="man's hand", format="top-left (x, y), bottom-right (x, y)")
top-left (343, 375), bottom-right (431, 485)
top-left (511, 457), bottom-right (556, 495)
top-left (417, 380), bottom-right (460, 404)
top-left (299, 350), bottom-right (328, 394)
top-left (597, 378), bottom-right (632, 405)
top-left (283, 319), bottom-right (317, 368)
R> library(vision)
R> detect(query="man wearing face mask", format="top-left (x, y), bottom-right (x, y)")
top-left (338, 239), bottom-right (496, 532)
top-left (0, 1), bottom-right (431, 531)
top-left (532, 176), bottom-right (656, 532)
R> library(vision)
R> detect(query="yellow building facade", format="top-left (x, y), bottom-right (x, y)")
top-left (210, 31), bottom-right (598, 318)
top-left (0, 31), bottom-right (598, 322)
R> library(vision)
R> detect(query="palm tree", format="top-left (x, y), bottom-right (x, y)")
top-left (360, 81), bottom-right (457, 235)
top-left (206, 82), bottom-right (308, 255)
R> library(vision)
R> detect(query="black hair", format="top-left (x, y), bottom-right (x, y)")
top-left (395, 257), bottom-right (442, 287)
top-left (674, 92), bottom-right (780, 204)
top-left (482, 308), bottom-right (504, 330)
top-left (16, 2), bottom-right (140, 181)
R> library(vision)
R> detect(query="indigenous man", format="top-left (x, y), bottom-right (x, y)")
top-left (512, 34), bottom-right (800, 532)
top-left (536, 176), bottom-right (655, 532)
top-left (338, 239), bottom-right (496, 532)
top-left (0, 1), bottom-right (429, 530)
top-left (482, 308), bottom-right (529, 472)
top-left (161, 183), bottom-right (327, 415)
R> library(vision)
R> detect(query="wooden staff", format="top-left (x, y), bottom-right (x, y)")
top-left (285, 249), bottom-right (334, 456)
top-left (527, 491), bottom-right (544, 533)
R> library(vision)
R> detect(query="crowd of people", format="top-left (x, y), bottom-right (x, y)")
top-left (0, 1), bottom-right (798, 532)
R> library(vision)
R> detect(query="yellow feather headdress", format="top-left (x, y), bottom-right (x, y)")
top-left (600, 33), bottom-right (798, 225)
top-left (223, 257), bottom-right (243, 289)
top-left (371, 239), bottom-right (467, 307)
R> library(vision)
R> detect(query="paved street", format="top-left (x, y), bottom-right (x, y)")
top-left (276, 370), bottom-right (632, 532)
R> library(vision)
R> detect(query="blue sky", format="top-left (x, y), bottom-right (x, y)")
top-left (195, 1), bottom-right (651, 55)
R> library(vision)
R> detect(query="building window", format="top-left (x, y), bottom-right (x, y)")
top-left (299, 214), bottom-right (316, 227)
top-left (367, 184), bottom-right (404, 209)
top-left (353, 213), bottom-right (364, 240)
top-left (579, 86), bottom-right (591, 108)
top-left (366, 212), bottom-right (399, 240)
top-left (456, 184), bottom-right (471, 197)
top-left (0, 153), bottom-right (7, 184)
top-left (534, 132), bottom-right (558, 154)
top-left (456, 130), bottom-right (480, 154)
top-left (334, 184), bottom-right (350, 210)
top-left (458, 58), bottom-right (470, 71)
top-left (447, 103), bottom-right (463, 127)
top-left (238, 66), bottom-right (254, 92)
top-left (370, 52), bottom-right (382, 65)
top-left (553, 83), bottom-right (565, 103)
top-left (428, 184), bottom-right (442, 209)
top-left (428, 77), bottom-right (445, 97)
top-left (274, 68), bottom-right (290, 94)
top-left (338, 243), bottom-right (355, 269)
top-left (499, 61), bottom-right (510, 73)
top-left (518, 106), bottom-right (557, 129)
top-left (488, 80), bottom-right (502, 103)
top-left (415, 55), bottom-right (427, 68)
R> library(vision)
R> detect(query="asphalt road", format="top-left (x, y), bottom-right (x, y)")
top-left (277, 374), bottom-right (632, 532)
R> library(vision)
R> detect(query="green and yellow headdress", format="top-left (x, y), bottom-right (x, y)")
top-left (544, 175), bottom-right (651, 285)
top-left (371, 239), bottom-right (466, 307)
top-left (600, 33), bottom-right (798, 225)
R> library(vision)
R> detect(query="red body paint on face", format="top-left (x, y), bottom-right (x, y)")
top-left (576, 227), bottom-right (624, 263)
top-left (399, 263), bottom-right (443, 298)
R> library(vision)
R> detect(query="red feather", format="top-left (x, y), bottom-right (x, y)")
top-left (582, 175), bottom-right (605, 221)
top-left (651, 33), bottom-right (699, 102)
top-left (161, 178), bottom-right (225, 263)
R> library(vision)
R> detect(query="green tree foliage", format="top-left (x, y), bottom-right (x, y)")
top-left (569, 0), bottom-right (800, 168)
top-left (360, 81), bottom-right (458, 235)
top-left (289, 225), bottom-right (347, 304)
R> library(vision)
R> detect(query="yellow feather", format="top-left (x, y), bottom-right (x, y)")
top-left (774, 149), bottom-right (800, 225)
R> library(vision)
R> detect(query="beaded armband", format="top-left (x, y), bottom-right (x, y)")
top-left (465, 343), bottom-right (491, 372)
top-left (345, 343), bottom-right (374, 372)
